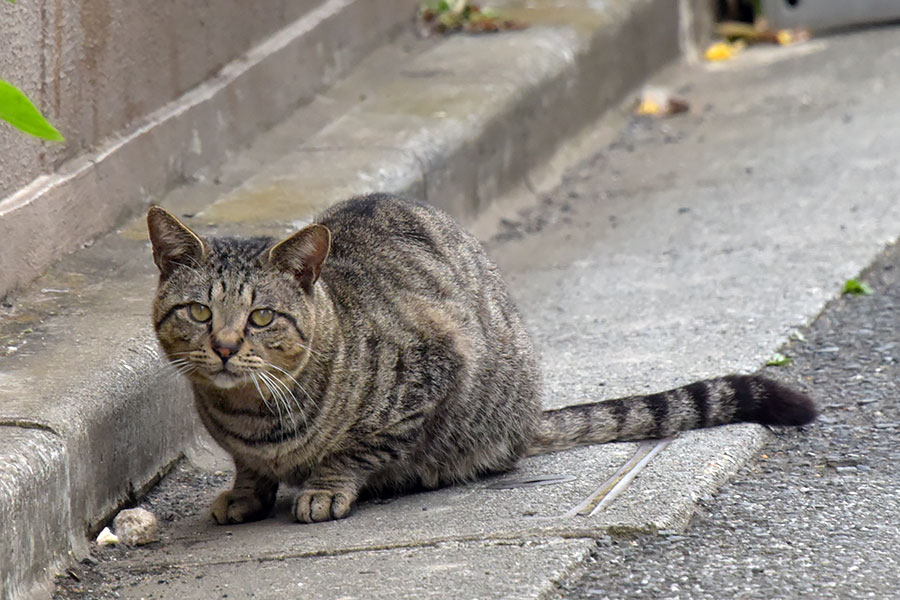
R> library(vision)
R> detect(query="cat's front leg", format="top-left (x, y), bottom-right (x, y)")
top-left (211, 461), bottom-right (278, 524)
top-left (292, 459), bottom-right (369, 523)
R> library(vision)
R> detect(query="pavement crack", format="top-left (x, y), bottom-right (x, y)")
top-left (0, 419), bottom-right (62, 437)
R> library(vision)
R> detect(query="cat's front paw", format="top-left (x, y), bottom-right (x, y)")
top-left (211, 489), bottom-right (274, 524)
top-left (293, 488), bottom-right (355, 523)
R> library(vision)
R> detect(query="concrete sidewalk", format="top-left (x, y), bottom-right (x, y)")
top-left (1, 1), bottom-right (706, 598)
top-left (53, 21), bottom-right (900, 600)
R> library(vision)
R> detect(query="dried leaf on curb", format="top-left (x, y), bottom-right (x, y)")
top-left (776, 28), bottom-right (811, 45)
top-left (716, 21), bottom-right (765, 41)
top-left (634, 86), bottom-right (690, 117)
top-left (418, 1), bottom-right (526, 36)
top-left (707, 20), bottom-right (811, 62)
top-left (716, 20), bottom-right (811, 45)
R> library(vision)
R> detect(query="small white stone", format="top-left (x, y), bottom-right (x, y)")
top-left (112, 507), bottom-right (159, 546)
top-left (95, 526), bottom-right (120, 546)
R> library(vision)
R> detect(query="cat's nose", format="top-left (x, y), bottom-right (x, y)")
top-left (211, 338), bottom-right (241, 361)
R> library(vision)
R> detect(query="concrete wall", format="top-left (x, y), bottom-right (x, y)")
top-left (0, 0), bottom-right (414, 299)
top-left (0, 0), bottom-right (325, 199)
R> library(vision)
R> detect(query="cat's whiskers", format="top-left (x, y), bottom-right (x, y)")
top-left (161, 357), bottom-right (198, 379)
top-left (261, 368), bottom-right (314, 438)
top-left (158, 351), bottom-right (216, 380)
top-left (261, 362), bottom-right (316, 436)
top-left (263, 363), bottom-right (319, 413)
top-left (257, 370), bottom-right (297, 436)
top-left (262, 362), bottom-right (302, 389)
top-left (250, 373), bottom-right (283, 434)
top-left (254, 372), bottom-right (289, 436)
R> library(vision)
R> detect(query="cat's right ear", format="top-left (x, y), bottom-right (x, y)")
top-left (264, 224), bottom-right (331, 294)
top-left (146, 206), bottom-right (206, 277)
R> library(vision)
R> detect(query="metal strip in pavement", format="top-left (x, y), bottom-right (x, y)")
top-left (559, 438), bottom-right (673, 518)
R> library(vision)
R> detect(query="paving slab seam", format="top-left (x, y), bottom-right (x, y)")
top-left (114, 533), bottom-right (613, 573)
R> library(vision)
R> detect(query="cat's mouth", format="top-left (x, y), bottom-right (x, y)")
top-left (210, 369), bottom-right (245, 389)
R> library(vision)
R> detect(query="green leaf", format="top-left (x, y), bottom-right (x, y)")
top-left (766, 352), bottom-right (793, 367)
top-left (842, 278), bottom-right (873, 296)
top-left (789, 330), bottom-right (806, 343)
top-left (0, 78), bottom-right (64, 141)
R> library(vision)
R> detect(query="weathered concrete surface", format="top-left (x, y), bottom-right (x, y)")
top-left (2, 2), bottom-right (708, 598)
top-left (482, 29), bottom-right (900, 536)
top-left (0, 0), bottom-right (413, 299)
top-left (51, 23), bottom-right (900, 600)
top-left (115, 538), bottom-right (593, 600)
top-left (0, 0), bottom-right (322, 196)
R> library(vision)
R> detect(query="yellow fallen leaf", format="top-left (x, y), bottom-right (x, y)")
top-left (636, 98), bottom-right (662, 116)
top-left (704, 40), bottom-right (745, 62)
top-left (634, 86), bottom-right (690, 118)
top-left (776, 29), bottom-right (793, 45)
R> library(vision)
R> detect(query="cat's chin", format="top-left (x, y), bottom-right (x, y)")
top-left (210, 371), bottom-right (246, 389)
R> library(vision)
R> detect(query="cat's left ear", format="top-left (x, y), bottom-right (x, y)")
top-left (264, 224), bottom-right (331, 293)
top-left (147, 206), bottom-right (207, 277)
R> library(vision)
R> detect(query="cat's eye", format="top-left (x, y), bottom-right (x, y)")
top-left (249, 308), bottom-right (275, 328)
top-left (188, 303), bottom-right (212, 323)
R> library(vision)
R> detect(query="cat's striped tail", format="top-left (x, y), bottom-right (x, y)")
top-left (525, 374), bottom-right (816, 457)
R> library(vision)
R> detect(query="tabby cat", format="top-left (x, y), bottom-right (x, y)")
top-left (147, 193), bottom-right (816, 524)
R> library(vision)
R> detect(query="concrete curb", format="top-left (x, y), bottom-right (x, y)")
top-left (193, 0), bottom-right (687, 232)
top-left (0, 428), bottom-right (69, 600)
top-left (0, 1), bottom-right (713, 598)
top-left (0, 0), bottom-right (413, 300)
top-left (0, 250), bottom-right (198, 599)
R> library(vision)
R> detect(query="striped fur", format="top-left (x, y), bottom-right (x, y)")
top-left (147, 194), bottom-right (816, 524)
top-left (527, 375), bottom-right (815, 457)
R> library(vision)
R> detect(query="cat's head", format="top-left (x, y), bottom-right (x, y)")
top-left (147, 206), bottom-right (331, 390)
